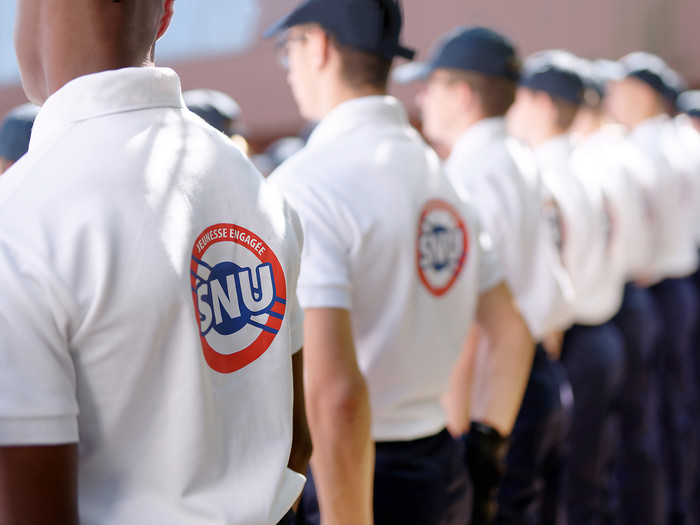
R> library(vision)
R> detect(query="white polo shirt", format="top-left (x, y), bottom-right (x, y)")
top-left (445, 117), bottom-right (575, 340)
top-left (673, 115), bottom-right (700, 245)
top-left (536, 135), bottom-right (620, 325)
top-left (269, 96), bottom-right (502, 442)
top-left (627, 115), bottom-right (698, 281)
top-left (572, 125), bottom-right (656, 285)
top-left (0, 67), bottom-right (305, 525)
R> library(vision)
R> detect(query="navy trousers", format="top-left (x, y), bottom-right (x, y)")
top-left (495, 345), bottom-right (572, 525)
top-left (297, 429), bottom-right (470, 525)
top-left (650, 277), bottom-right (699, 525)
top-left (560, 322), bottom-right (626, 525)
top-left (611, 283), bottom-right (665, 525)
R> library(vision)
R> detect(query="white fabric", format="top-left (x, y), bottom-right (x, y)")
top-left (269, 96), bottom-right (503, 442)
top-left (536, 135), bottom-right (620, 325)
top-left (674, 116), bottom-right (700, 245)
top-left (0, 67), bottom-right (305, 525)
top-left (572, 125), bottom-right (655, 284)
top-left (445, 118), bottom-right (575, 340)
top-left (627, 115), bottom-right (698, 281)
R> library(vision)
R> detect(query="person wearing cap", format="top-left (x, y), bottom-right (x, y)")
top-left (0, 103), bottom-right (39, 174)
top-left (264, 2), bottom-right (534, 524)
top-left (508, 50), bottom-right (628, 525)
top-left (0, 2), bottom-right (310, 525)
top-left (607, 52), bottom-right (699, 525)
top-left (678, 90), bottom-right (700, 134)
top-left (394, 26), bottom-right (575, 525)
top-left (569, 58), bottom-right (666, 525)
top-left (183, 88), bottom-right (254, 156)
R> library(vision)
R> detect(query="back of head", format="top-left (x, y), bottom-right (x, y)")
top-left (0, 103), bottom-right (40, 173)
top-left (265, 0), bottom-right (414, 89)
top-left (617, 52), bottom-right (685, 110)
top-left (394, 26), bottom-right (520, 117)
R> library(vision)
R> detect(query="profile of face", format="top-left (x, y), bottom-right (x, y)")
top-left (506, 87), bottom-right (540, 144)
top-left (605, 77), bottom-right (654, 129)
top-left (281, 26), bottom-right (323, 122)
top-left (416, 70), bottom-right (461, 146)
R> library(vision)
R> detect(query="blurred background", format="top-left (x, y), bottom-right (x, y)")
top-left (1, 0), bottom-right (699, 152)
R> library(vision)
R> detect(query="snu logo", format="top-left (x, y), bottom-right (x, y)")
top-left (190, 224), bottom-right (287, 373)
top-left (417, 199), bottom-right (468, 296)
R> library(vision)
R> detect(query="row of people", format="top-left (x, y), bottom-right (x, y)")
top-left (2, 0), bottom-right (700, 524)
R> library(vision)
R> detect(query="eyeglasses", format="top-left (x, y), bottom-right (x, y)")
top-left (274, 32), bottom-right (308, 69)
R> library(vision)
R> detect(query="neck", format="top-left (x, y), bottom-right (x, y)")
top-left (319, 83), bottom-right (386, 119)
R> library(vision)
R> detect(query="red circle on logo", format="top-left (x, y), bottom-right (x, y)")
top-left (416, 199), bottom-right (469, 296)
top-left (190, 223), bottom-right (287, 374)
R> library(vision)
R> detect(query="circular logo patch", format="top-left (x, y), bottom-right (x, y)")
top-left (190, 224), bottom-right (287, 374)
top-left (416, 199), bottom-right (468, 296)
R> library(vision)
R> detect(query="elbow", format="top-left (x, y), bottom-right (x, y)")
top-left (306, 374), bottom-right (370, 428)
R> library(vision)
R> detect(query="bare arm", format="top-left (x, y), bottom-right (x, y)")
top-left (288, 349), bottom-right (313, 476)
top-left (469, 282), bottom-right (534, 436)
top-left (303, 308), bottom-right (374, 525)
top-left (0, 443), bottom-right (79, 525)
top-left (443, 324), bottom-right (481, 436)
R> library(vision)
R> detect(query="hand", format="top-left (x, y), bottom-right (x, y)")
top-left (462, 421), bottom-right (509, 525)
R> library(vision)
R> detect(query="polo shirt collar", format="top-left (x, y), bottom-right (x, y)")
top-left (306, 96), bottom-right (408, 149)
top-left (30, 67), bottom-right (184, 153)
top-left (446, 117), bottom-right (506, 168)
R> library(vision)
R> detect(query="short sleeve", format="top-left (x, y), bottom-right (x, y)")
top-left (474, 218), bottom-right (504, 294)
top-left (269, 170), bottom-right (354, 311)
top-left (0, 238), bottom-right (79, 445)
top-left (285, 207), bottom-right (305, 355)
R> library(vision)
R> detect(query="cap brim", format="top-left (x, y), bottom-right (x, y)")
top-left (391, 62), bottom-right (431, 84)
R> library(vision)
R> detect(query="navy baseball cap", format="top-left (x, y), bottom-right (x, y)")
top-left (0, 103), bottom-right (40, 162)
top-left (519, 50), bottom-right (585, 105)
top-left (263, 0), bottom-right (415, 60)
top-left (392, 26), bottom-right (520, 84)
top-left (677, 90), bottom-right (700, 118)
top-left (617, 52), bottom-right (685, 104)
top-left (183, 89), bottom-right (242, 135)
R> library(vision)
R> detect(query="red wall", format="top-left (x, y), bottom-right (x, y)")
top-left (1, 0), bottom-right (699, 146)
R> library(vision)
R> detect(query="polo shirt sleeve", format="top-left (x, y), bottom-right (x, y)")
top-left (269, 171), bottom-right (353, 311)
top-left (0, 237), bottom-right (79, 446)
top-left (286, 207), bottom-right (305, 355)
top-left (474, 218), bottom-right (504, 294)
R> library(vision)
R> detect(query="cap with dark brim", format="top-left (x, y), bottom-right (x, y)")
top-left (264, 0), bottom-right (415, 61)
top-left (392, 26), bottom-right (520, 85)
top-left (677, 90), bottom-right (700, 118)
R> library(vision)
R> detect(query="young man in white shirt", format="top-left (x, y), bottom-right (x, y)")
top-left (265, 2), bottom-right (534, 524)
top-left (394, 27), bottom-right (575, 525)
top-left (0, 2), bottom-right (310, 524)
top-left (569, 59), bottom-right (666, 525)
top-left (508, 52), bottom-right (627, 525)
top-left (607, 53), bottom-right (700, 525)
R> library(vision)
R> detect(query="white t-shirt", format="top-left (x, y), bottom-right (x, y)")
top-left (673, 115), bottom-right (700, 245)
top-left (536, 135), bottom-right (620, 325)
top-left (445, 118), bottom-right (575, 340)
top-left (269, 96), bottom-right (503, 442)
top-left (627, 115), bottom-right (698, 281)
top-left (0, 67), bottom-right (305, 525)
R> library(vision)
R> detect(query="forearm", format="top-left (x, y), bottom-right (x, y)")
top-left (469, 321), bottom-right (534, 436)
top-left (307, 379), bottom-right (374, 525)
top-left (288, 350), bottom-right (312, 476)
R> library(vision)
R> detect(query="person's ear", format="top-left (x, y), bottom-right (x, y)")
top-left (307, 28), bottom-right (330, 71)
top-left (156, 0), bottom-right (174, 41)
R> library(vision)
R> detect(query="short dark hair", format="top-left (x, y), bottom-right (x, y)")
top-left (445, 70), bottom-right (517, 117)
top-left (550, 96), bottom-right (580, 131)
top-left (327, 33), bottom-right (393, 90)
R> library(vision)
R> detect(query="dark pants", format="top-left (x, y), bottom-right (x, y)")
top-left (611, 283), bottom-right (666, 525)
top-left (650, 277), bottom-right (699, 525)
top-left (297, 429), bottom-right (470, 525)
top-left (561, 322), bottom-right (626, 525)
top-left (276, 509), bottom-right (297, 525)
top-left (495, 345), bottom-right (572, 525)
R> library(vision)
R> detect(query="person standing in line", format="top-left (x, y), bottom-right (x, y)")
top-left (569, 58), bottom-right (665, 525)
top-left (0, 103), bottom-right (39, 175)
top-left (0, 1), bottom-right (310, 524)
top-left (607, 53), bottom-right (700, 525)
top-left (394, 26), bottom-right (575, 525)
top-left (265, 1), bottom-right (535, 524)
top-left (508, 51), bottom-right (627, 525)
